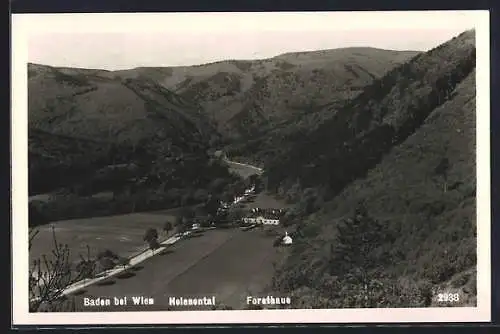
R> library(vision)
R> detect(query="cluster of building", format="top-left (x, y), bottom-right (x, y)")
top-left (242, 207), bottom-right (285, 226)
top-left (242, 216), bottom-right (280, 225)
top-left (215, 184), bottom-right (289, 230)
top-left (220, 185), bottom-right (256, 210)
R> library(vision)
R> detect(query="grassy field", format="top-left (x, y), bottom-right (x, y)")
top-left (29, 209), bottom-right (183, 273)
top-left (29, 159), bottom-right (278, 274)
top-left (66, 228), bottom-right (289, 311)
top-left (45, 177), bottom-right (291, 312)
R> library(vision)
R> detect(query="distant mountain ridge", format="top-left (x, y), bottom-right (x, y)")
top-left (30, 47), bottom-right (419, 145)
top-left (107, 47), bottom-right (419, 138)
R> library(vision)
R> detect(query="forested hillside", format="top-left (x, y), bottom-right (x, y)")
top-left (28, 64), bottom-right (233, 225)
top-left (267, 30), bottom-right (477, 307)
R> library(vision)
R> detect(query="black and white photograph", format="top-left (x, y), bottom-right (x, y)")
top-left (12, 10), bottom-right (490, 325)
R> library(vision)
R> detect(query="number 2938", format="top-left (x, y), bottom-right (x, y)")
top-left (437, 293), bottom-right (460, 303)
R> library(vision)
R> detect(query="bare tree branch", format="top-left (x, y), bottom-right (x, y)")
top-left (29, 225), bottom-right (95, 312)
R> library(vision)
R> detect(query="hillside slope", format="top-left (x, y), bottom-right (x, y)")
top-left (266, 30), bottom-right (477, 308)
top-left (114, 48), bottom-right (419, 139)
top-left (29, 63), bottom-right (216, 146)
top-left (28, 64), bottom-right (236, 224)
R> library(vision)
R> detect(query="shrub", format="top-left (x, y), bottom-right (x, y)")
top-left (97, 249), bottom-right (119, 261)
top-left (117, 257), bottom-right (130, 270)
top-left (143, 228), bottom-right (159, 243)
top-left (148, 239), bottom-right (161, 253)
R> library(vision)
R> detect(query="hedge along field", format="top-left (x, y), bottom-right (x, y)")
top-left (29, 209), bottom-right (181, 274)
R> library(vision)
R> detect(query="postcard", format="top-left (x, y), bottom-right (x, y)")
top-left (11, 10), bottom-right (491, 325)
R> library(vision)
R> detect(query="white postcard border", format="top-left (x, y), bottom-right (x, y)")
top-left (11, 10), bottom-right (491, 325)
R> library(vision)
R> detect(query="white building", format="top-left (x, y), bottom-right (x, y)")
top-left (243, 216), bottom-right (280, 225)
top-left (282, 231), bottom-right (293, 245)
top-left (233, 196), bottom-right (244, 204)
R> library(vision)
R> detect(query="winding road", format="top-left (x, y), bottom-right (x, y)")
top-left (224, 159), bottom-right (263, 173)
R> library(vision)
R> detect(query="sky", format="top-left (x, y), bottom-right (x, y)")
top-left (17, 11), bottom-right (482, 71)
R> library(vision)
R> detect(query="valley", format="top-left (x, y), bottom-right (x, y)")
top-left (27, 29), bottom-right (478, 311)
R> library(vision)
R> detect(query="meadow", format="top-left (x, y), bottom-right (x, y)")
top-left (67, 227), bottom-right (290, 311)
top-left (29, 208), bottom-right (184, 273)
